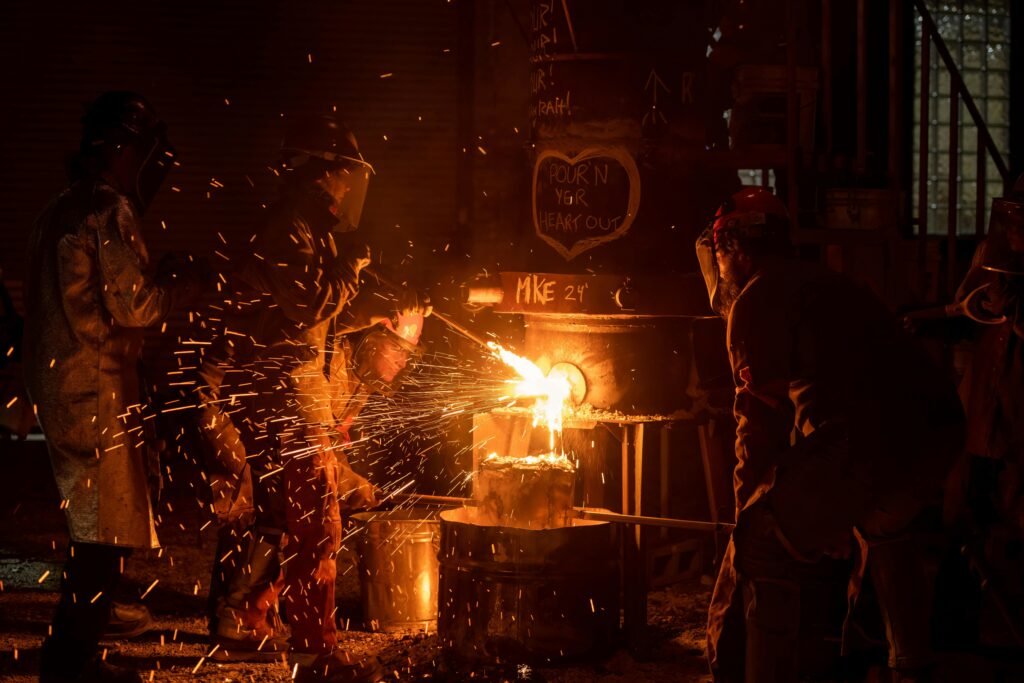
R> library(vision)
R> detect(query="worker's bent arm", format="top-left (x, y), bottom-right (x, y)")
top-left (727, 283), bottom-right (795, 518)
top-left (257, 217), bottom-right (360, 327)
top-left (94, 198), bottom-right (174, 328)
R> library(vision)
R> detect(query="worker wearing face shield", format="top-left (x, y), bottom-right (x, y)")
top-left (193, 114), bottom-right (428, 683)
top-left (25, 91), bottom-right (207, 683)
top-left (948, 185), bottom-right (1024, 516)
top-left (698, 188), bottom-right (965, 683)
top-left (930, 180), bottom-right (1024, 646)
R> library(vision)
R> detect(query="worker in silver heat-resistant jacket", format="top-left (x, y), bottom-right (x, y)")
top-left (25, 91), bottom-right (205, 683)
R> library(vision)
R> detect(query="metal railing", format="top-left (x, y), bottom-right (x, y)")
top-left (910, 0), bottom-right (1012, 294)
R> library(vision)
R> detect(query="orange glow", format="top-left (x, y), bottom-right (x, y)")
top-left (487, 342), bottom-right (572, 451)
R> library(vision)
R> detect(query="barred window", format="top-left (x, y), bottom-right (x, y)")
top-left (912, 0), bottom-right (1011, 235)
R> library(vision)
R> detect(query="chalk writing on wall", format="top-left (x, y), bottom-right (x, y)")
top-left (532, 146), bottom-right (641, 261)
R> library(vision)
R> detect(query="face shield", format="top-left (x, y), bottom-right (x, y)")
top-left (330, 163), bottom-right (372, 233)
top-left (133, 123), bottom-right (177, 214)
top-left (285, 147), bottom-right (374, 233)
top-left (980, 197), bottom-right (1024, 275)
top-left (695, 225), bottom-right (721, 314)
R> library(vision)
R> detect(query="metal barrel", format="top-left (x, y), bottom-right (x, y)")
top-left (351, 509), bottom-right (440, 632)
top-left (438, 508), bottom-right (620, 667)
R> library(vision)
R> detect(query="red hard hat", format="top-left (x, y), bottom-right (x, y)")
top-left (711, 187), bottom-right (790, 248)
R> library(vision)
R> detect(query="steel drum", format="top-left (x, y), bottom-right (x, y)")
top-left (438, 507), bottom-right (620, 667)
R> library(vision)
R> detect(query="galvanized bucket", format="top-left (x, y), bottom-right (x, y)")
top-left (351, 509), bottom-right (440, 632)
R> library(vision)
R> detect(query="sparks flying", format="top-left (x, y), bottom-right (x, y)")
top-left (486, 342), bottom-right (573, 450)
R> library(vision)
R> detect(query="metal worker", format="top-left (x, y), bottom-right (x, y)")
top-left (950, 183), bottom-right (1024, 523)
top-left (193, 113), bottom-right (427, 683)
top-left (939, 181), bottom-right (1024, 641)
top-left (25, 91), bottom-right (205, 683)
top-left (696, 187), bottom-right (965, 683)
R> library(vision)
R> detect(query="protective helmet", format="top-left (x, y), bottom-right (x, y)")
top-left (81, 91), bottom-right (176, 213)
top-left (695, 187), bottom-right (790, 313)
top-left (281, 114), bottom-right (374, 231)
top-left (352, 315), bottom-right (424, 396)
top-left (978, 175), bottom-right (1024, 275)
top-left (709, 186), bottom-right (791, 250)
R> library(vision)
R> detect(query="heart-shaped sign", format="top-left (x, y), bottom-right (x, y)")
top-left (532, 146), bottom-right (641, 261)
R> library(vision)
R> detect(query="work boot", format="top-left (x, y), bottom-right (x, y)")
top-left (208, 530), bottom-right (287, 662)
top-left (209, 605), bottom-right (289, 662)
top-left (291, 650), bottom-right (384, 683)
top-left (101, 601), bottom-right (153, 639)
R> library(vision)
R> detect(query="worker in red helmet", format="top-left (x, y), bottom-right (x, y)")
top-left (697, 187), bottom-right (965, 682)
top-left (696, 186), bottom-right (792, 317)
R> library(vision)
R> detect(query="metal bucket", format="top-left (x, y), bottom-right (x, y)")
top-left (352, 509), bottom-right (440, 632)
top-left (438, 508), bottom-right (620, 667)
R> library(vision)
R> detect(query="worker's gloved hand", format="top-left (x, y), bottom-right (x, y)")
top-left (354, 286), bottom-right (431, 329)
top-left (396, 286), bottom-right (432, 318)
top-left (335, 242), bottom-right (372, 281)
top-left (337, 466), bottom-right (378, 511)
top-left (348, 243), bottom-right (372, 277)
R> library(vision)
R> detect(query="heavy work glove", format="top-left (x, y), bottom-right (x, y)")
top-left (342, 242), bottom-right (372, 280)
top-left (330, 432), bottom-right (379, 511)
top-left (337, 464), bottom-right (378, 511)
top-left (341, 282), bottom-right (431, 332)
top-left (395, 286), bottom-right (433, 319)
top-left (367, 285), bottom-right (432, 329)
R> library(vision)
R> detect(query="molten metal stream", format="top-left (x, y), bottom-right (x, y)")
top-left (486, 341), bottom-right (573, 451)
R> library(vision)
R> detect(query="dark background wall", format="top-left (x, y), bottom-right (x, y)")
top-left (0, 0), bottom-right (465, 296)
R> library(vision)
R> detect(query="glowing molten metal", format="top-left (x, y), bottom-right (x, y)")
top-left (487, 342), bottom-right (573, 450)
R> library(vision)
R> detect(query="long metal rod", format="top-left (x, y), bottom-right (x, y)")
top-left (976, 131), bottom-right (987, 238)
top-left (822, 0), bottom-right (833, 163)
top-left (917, 26), bottom-right (931, 291)
top-left (395, 493), bottom-right (474, 506)
top-left (364, 267), bottom-right (494, 350)
top-left (855, 0), bottom-right (867, 172)
top-left (888, 0), bottom-right (904, 191)
top-left (577, 509), bottom-right (734, 534)
top-left (947, 91), bottom-right (959, 299)
top-left (392, 493), bottom-right (736, 534)
top-left (785, 0), bottom-right (799, 220)
top-left (429, 309), bottom-right (494, 350)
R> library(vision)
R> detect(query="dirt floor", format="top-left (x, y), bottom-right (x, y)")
top-left (6, 439), bottom-right (1024, 682)
top-left (0, 440), bottom-right (713, 683)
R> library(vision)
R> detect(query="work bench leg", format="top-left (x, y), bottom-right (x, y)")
top-left (623, 424), bottom-right (649, 655)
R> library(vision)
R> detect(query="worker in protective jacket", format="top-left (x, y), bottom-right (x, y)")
top-left (933, 183), bottom-right (1024, 647)
top-left (696, 187), bottom-right (965, 682)
top-left (193, 114), bottom-right (426, 683)
top-left (948, 188), bottom-right (1024, 530)
top-left (25, 91), bottom-right (204, 683)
